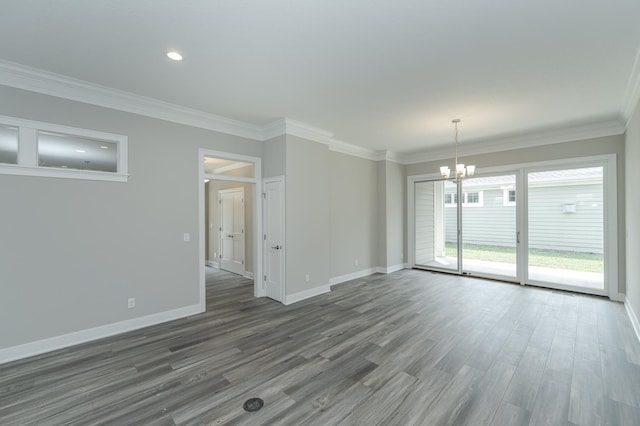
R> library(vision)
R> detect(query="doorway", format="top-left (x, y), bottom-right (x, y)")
top-left (198, 149), bottom-right (264, 313)
top-left (408, 155), bottom-right (618, 299)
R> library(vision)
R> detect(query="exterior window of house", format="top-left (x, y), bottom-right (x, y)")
top-left (445, 192), bottom-right (457, 206)
top-left (463, 191), bottom-right (483, 207)
top-left (503, 189), bottom-right (516, 206)
top-left (0, 115), bottom-right (127, 182)
top-left (445, 191), bottom-right (483, 207)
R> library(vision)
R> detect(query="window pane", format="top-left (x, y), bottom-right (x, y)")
top-left (527, 167), bottom-right (604, 290)
top-left (415, 180), bottom-right (458, 271)
top-left (461, 175), bottom-right (517, 278)
top-left (204, 156), bottom-right (254, 178)
top-left (0, 124), bottom-right (18, 164)
top-left (38, 131), bottom-right (118, 172)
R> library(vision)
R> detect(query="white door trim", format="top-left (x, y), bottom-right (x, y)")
top-left (263, 176), bottom-right (286, 303)
top-left (198, 149), bottom-right (263, 314)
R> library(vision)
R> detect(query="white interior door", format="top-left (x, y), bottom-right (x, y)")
top-left (263, 177), bottom-right (284, 302)
top-left (219, 188), bottom-right (245, 275)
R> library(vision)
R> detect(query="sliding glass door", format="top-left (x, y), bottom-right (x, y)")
top-left (411, 156), bottom-right (614, 297)
top-left (414, 180), bottom-right (458, 272)
top-left (527, 167), bottom-right (604, 292)
top-left (461, 174), bottom-right (518, 280)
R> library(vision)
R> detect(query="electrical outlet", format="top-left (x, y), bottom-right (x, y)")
top-left (183, 233), bottom-right (190, 242)
top-left (128, 298), bottom-right (136, 309)
top-left (305, 274), bottom-right (310, 283)
top-left (354, 259), bottom-right (359, 267)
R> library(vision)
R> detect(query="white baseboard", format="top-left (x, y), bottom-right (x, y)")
top-left (330, 268), bottom-right (377, 285)
top-left (375, 264), bottom-right (405, 274)
top-left (207, 260), bottom-right (219, 268)
top-left (0, 303), bottom-right (202, 365)
top-left (625, 296), bottom-right (640, 343)
top-left (284, 285), bottom-right (331, 305)
top-left (243, 271), bottom-right (254, 279)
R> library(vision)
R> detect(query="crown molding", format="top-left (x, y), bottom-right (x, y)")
top-left (281, 118), bottom-right (334, 145)
top-left (0, 59), bottom-right (264, 141)
top-left (0, 59), bottom-right (628, 164)
top-left (399, 119), bottom-right (625, 165)
top-left (622, 47), bottom-right (640, 127)
top-left (329, 139), bottom-right (380, 161)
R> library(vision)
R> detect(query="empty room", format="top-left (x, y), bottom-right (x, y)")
top-left (1, 1), bottom-right (640, 425)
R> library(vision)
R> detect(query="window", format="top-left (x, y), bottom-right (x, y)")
top-left (463, 191), bottom-right (483, 207)
top-left (503, 189), bottom-right (516, 206)
top-left (444, 192), bottom-right (457, 206)
top-left (0, 115), bottom-right (127, 182)
top-left (445, 191), bottom-right (483, 207)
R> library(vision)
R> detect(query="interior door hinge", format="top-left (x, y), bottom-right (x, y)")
top-left (263, 193), bottom-right (266, 199)
top-left (263, 234), bottom-right (266, 240)
top-left (264, 275), bottom-right (267, 281)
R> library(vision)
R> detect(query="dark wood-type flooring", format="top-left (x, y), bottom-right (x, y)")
top-left (2, 268), bottom-right (640, 425)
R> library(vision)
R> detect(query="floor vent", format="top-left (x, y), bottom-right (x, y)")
top-left (243, 398), bottom-right (264, 412)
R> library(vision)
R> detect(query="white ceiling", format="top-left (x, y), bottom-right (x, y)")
top-left (0, 0), bottom-right (639, 154)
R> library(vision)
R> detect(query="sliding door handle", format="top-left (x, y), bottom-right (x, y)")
top-left (517, 231), bottom-right (521, 244)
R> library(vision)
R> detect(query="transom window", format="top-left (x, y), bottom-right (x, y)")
top-left (0, 115), bottom-right (128, 182)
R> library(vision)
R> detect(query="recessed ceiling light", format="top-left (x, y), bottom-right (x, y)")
top-left (76, 149), bottom-right (86, 153)
top-left (167, 51), bottom-right (183, 61)
top-left (100, 146), bottom-right (109, 149)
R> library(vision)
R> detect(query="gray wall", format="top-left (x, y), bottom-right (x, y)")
top-left (262, 135), bottom-right (286, 178)
top-left (376, 160), bottom-right (406, 269)
top-left (626, 103), bottom-right (640, 320)
top-left (0, 85), bottom-right (262, 350)
top-left (406, 135), bottom-right (626, 292)
top-left (285, 135), bottom-right (331, 294)
top-left (206, 180), bottom-right (254, 273)
top-left (386, 161), bottom-right (405, 267)
top-left (329, 151), bottom-right (378, 278)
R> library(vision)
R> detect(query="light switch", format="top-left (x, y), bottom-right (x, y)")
top-left (183, 233), bottom-right (190, 242)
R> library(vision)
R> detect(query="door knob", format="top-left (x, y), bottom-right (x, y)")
top-left (271, 245), bottom-right (281, 250)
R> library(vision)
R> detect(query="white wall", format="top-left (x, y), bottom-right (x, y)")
top-left (626, 103), bottom-right (640, 327)
top-left (0, 85), bottom-right (262, 351)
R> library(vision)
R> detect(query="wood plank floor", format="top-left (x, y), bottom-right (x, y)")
top-left (2, 268), bottom-right (640, 425)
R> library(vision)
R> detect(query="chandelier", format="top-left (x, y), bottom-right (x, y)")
top-left (440, 119), bottom-right (475, 180)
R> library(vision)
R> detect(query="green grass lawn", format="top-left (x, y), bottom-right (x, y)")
top-left (445, 243), bottom-right (603, 273)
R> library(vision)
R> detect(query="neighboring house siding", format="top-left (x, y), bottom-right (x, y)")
top-left (445, 188), bottom-right (516, 248)
top-left (415, 182), bottom-right (435, 265)
top-left (528, 183), bottom-right (603, 254)
top-left (444, 183), bottom-right (603, 254)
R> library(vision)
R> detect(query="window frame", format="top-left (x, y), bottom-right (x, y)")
top-left (503, 189), bottom-right (516, 206)
top-left (0, 115), bottom-right (128, 182)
